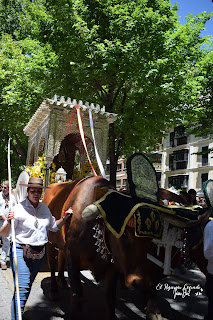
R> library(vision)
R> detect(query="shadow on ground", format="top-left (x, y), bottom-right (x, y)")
top-left (23, 267), bottom-right (207, 320)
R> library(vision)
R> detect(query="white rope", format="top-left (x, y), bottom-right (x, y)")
top-left (76, 105), bottom-right (97, 176)
top-left (89, 109), bottom-right (106, 178)
top-left (8, 139), bottom-right (22, 320)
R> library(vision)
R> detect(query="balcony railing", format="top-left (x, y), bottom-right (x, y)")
top-left (198, 162), bottom-right (210, 167)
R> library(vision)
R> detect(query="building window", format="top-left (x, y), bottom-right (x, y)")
top-left (168, 175), bottom-right (188, 190)
top-left (168, 149), bottom-right (188, 170)
top-left (176, 136), bottom-right (187, 146)
top-left (202, 146), bottom-right (208, 166)
top-left (156, 172), bottom-right (161, 186)
top-left (116, 180), bottom-right (121, 188)
top-left (176, 161), bottom-right (187, 170)
top-left (169, 154), bottom-right (174, 171)
top-left (174, 126), bottom-right (187, 139)
top-left (117, 163), bottom-right (122, 171)
top-left (169, 132), bottom-right (175, 147)
top-left (201, 173), bottom-right (208, 186)
top-left (173, 149), bottom-right (188, 161)
top-left (106, 163), bottom-right (110, 174)
top-left (123, 179), bottom-right (127, 186)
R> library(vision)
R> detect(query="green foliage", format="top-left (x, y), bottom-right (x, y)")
top-left (0, 7), bottom-right (57, 181)
top-left (0, 0), bottom-right (212, 184)
top-left (0, 34), bottom-right (57, 124)
top-left (183, 48), bottom-right (213, 138)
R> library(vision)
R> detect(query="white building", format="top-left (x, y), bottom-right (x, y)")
top-left (113, 126), bottom-right (213, 193)
top-left (161, 126), bottom-right (213, 192)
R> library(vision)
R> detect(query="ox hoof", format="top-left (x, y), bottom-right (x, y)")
top-left (146, 313), bottom-right (162, 320)
top-left (71, 293), bottom-right (83, 312)
top-left (57, 277), bottom-right (68, 289)
top-left (49, 290), bottom-right (59, 301)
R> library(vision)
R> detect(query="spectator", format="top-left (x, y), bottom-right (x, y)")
top-left (201, 198), bottom-right (207, 208)
top-left (0, 181), bottom-right (16, 270)
top-left (188, 189), bottom-right (197, 206)
top-left (0, 211), bottom-right (14, 237)
top-left (179, 191), bottom-right (189, 205)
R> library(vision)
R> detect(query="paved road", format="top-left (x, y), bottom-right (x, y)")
top-left (0, 247), bottom-right (208, 320)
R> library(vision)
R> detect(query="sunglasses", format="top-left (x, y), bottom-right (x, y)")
top-left (2, 187), bottom-right (8, 189)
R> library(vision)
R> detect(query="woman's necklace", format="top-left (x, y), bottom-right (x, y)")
top-left (32, 208), bottom-right (39, 228)
top-left (28, 198), bottom-right (39, 228)
top-left (34, 217), bottom-right (38, 228)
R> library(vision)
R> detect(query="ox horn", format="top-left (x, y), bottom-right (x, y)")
top-left (161, 210), bottom-right (211, 229)
top-left (160, 212), bottom-right (199, 228)
top-left (82, 204), bottom-right (100, 221)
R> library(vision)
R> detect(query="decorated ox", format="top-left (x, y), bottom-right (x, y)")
top-left (43, 174), bottom-right (209, 320)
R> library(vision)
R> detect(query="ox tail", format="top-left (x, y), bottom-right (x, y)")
top-left (125, 274), bottom-right (143, 289)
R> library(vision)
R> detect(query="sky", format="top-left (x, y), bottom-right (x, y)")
top-left (170, 0), bottom-right (213, 37)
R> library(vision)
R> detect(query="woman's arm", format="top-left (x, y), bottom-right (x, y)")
top-left (56, 208), bottom-right (73, 229)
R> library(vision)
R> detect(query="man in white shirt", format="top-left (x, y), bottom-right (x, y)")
top-left (0, 181), bottom-right (16, 270)
top-left (204, 219), bottom-right (213, 320)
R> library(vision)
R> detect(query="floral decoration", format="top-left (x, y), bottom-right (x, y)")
top-left (79, 160), bottom-right (100, 179)
top-left (24, 156), bottom-right (56, 184)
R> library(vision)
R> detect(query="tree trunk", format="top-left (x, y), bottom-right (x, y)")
top-left (14, 134), bottom-right (27, 162)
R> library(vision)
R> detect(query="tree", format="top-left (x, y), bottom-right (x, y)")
top-left (0, 30), bottom-right (57, 181)
top-left (38, 0), bottom-right (213, 185)
top-left (0, 0), bottom-right (212, 185)
top-left (183, 46), bottom-right (213, 138)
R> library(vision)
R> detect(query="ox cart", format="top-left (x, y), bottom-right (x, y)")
top-left (43, 153), bottom-right (210, 320)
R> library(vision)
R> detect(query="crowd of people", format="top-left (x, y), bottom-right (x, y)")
top-left (167, 188), bottom-right (207, 207)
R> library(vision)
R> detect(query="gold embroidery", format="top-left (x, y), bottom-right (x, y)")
top-left (150, 210), bottom-right (155, 222)
top-left (137, 210), bottom-right (142, 234)
top-left (145, 218), bottom-right (151, 230)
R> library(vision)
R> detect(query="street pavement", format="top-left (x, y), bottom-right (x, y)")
top-left (0, 245), bottom-right (208, 320)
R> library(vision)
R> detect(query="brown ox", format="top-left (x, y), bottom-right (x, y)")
top-left (43, 176), bottom-right (208, 320)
